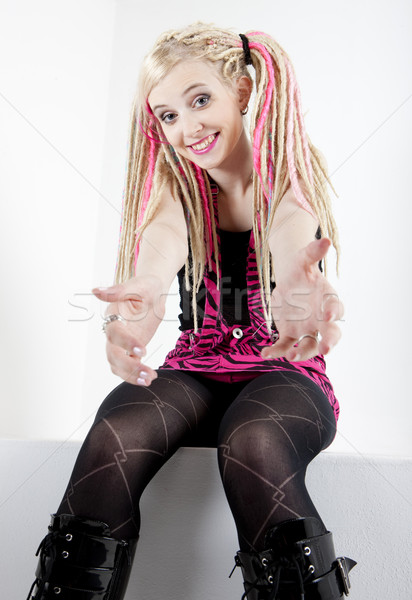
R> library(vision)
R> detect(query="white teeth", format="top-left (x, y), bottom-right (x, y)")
top-left (191, 134), bottom-right (216, 151)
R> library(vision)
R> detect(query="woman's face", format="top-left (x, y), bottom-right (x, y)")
top-left (148, 60), bottom-right (249, 171)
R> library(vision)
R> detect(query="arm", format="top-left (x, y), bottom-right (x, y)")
top-left (262, 186), bottom-right (344, 362)
top-left (93, 185), bottom-right (188, 385)
top-left (133, 186), bottom-right (189, 293)
top-left (269, 185), bottom-right (319, 281)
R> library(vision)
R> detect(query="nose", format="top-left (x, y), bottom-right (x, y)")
top-left (182, 112), bottom-right (204, 140)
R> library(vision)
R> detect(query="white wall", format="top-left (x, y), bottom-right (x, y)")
top-left (3, 440), bottom-right (411, 599)
top-left (1, 0), bottom-right (411, 457)
top-left (0, 0), bottom-right (116, 438)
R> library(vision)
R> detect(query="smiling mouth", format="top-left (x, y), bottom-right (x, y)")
top-left (190, 133), bottom-right (218, 152)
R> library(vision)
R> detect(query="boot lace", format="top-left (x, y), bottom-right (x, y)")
top-left (233, 553), bottom-right (306, 600)
top-left (26, 530), bottom-right (60, 600)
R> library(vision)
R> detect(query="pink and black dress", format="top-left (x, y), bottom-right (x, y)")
top-left (160, 185), bottom-right (339, 422)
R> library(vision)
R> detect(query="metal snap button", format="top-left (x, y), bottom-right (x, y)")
top-left (232, 327), bottom-right (243, 339)
top-left (62, 551), bottom-right (69, 559)
top-left (65, 533), bottom-right (73, 542)
top-left (53, 587), bottom-right (62, 595)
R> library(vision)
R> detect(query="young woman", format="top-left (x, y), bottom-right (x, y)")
top-left (27, 23), bottom-right (356, 600)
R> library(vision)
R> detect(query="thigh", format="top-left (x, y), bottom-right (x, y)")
top-left (62, 370), bottom-right (225, 503)
top-left (58, 369), bottom-right (230, 536)
top-left (93, 369), bottom-right (217, 451)
top-left (92, 369), bottom-right (246, 451)
top-left (218, 370), bottom-right (337, 466)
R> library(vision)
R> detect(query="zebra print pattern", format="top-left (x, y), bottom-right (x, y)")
top-left (160, 184), bottom-right (339, 421)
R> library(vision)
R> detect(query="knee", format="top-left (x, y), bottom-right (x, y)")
top-left (89, 382), bottom-right (162, 453)
top-left (94, 381), bottom-right (142, 422)
top-left (218, 411), bottom-right (272, 466)
top-left (82, 389), bottom-right (164, 463)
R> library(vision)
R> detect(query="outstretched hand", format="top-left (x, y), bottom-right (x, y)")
top-left (92, 275), bottom-right (165, 386)
top-left (261, 238), bottom-right (344, 362)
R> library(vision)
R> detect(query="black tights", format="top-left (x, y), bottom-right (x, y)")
top-left (57, 369), bottom-right (336, 551)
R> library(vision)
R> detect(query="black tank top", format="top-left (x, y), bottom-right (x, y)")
top-left (176, 226), bottom-right (322, 331)
top-left (177, 229), bottom-right (251, 331)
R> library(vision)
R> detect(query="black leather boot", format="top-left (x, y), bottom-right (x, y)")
top-left (234, 517), bottom-right (356, 600)
top-left (26, 514), bottom-right (138, 599)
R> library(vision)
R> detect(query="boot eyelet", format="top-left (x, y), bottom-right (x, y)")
top-left (261, 557), bottom-right (269, 566)
top-left (304, 546), bottom-right (311, 556)
top-left (65, 533), bottom-right (73, 542)
top-left (53, 587), bottom-right (62, 595)
top-left (308, 565), bottom-right (315, 574)
top-left (267, 575), bottom-right (274, 584)
top-left (62, 551), bottom-right (69, 558)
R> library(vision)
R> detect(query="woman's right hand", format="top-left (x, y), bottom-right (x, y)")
top-left (92, 275), bottom-right (166, 386)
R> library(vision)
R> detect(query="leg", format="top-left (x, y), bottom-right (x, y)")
top-left (57, 369), bottom-right (223, 539)
top-left (28, 369), bottom-right (235, 599)
top-left (217, 370), bottom-right (355, 598)
top-left (218, 370), bottom-right (336, 551)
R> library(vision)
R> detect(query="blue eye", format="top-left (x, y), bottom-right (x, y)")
top-left (194, 94), bottom-right (210, 108)
top-left (159, 94), bottom-right (210, 123)
top-left (161, 112), bottom-right (177, 124)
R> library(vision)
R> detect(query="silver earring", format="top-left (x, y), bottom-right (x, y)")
top-left (241, 106), bottom-right (249, 116)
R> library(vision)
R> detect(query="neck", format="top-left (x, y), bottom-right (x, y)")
top-left (206, 129), bottom-right (253, 198)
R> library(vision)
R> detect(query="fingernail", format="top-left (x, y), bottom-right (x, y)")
top-left (139, 371), bottom-right (148, 378)
top-left (133, 347), bottom-right (144, 357)
top-left (137, 377), bottom-right (147, 385)
top-left (327, 312), bottom-right (336, 322)
top-left (96, 287), bottom-right (109, 291)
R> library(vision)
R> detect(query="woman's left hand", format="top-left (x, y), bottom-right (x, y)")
top-left (261, 237), bottom-right (344, 362)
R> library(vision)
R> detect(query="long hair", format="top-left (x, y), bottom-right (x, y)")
top-left (115, 22), bottom-right (339, 329)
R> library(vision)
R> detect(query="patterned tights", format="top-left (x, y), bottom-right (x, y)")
top-left (57, 369), bottom-right (336, 551)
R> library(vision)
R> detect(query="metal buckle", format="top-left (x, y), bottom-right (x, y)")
top-left (270, 331), bottom-right (279, 343)
top-left (337, 557), bottom-right (351, 595)
top-left (189, 333), bottom-right (195, 355)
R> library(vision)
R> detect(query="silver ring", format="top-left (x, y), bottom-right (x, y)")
top-left (102, 314), bottom-right (125, 333)
top-left (296, 331), bottom-right (321, 345)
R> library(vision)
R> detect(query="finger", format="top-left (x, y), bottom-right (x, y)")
top-left (300, 237), bottom-right (331, 268)
top-left (105, 338), bottom-right (146, 370)
top-left (287, 335), bottom-right (319, 362)
top-left (263, 334), bottom-right (319, 362)
top-left (317, 321), bottom-right (342, 355)
top-left (92, 284), bottom-right (132, 303)
top-left (322, 294), bottom-right (344, 323)
top-left (108, 344), bottom-right (157, 385)
top-left (261, 335), bottom-right (297, 359)
top-left (104, 320), bottom-right (146, 357)
top-left (288, 321), bottom-right (341, 360)
top-left (262, 323), bottom-right (342, 363)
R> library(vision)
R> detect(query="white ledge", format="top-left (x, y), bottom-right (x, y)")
top-left (1, 439), bottom-right (410, 599)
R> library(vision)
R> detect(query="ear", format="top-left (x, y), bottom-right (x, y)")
top-left (236, 76), bottom-right (252, 112)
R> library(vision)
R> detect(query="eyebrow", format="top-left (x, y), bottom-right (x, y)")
top-left (151, 83), bottom-right (208, 113)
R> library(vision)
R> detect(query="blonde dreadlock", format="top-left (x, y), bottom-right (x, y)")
top-left (115, 22), bottom-right (339, 330)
